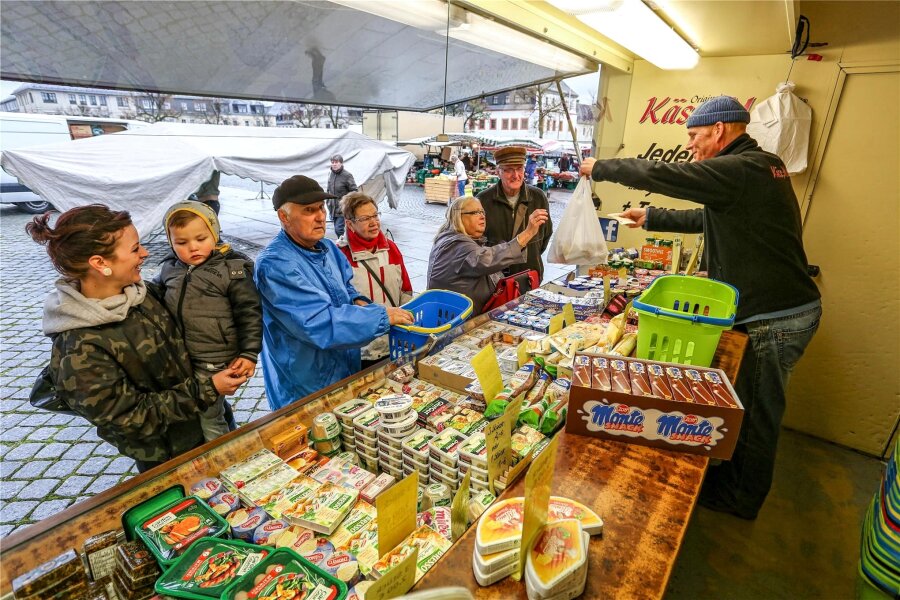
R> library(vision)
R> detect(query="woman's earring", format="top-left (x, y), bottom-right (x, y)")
top-left (102, 267), bottom-right (113, 276)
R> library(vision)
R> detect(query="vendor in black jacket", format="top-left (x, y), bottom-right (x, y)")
top-left (477, 146), bottom-right (553, 280)
top-left (581, 96), bottom-right (821, 520)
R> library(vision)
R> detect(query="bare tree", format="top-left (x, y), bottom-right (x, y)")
top-left (202, 99), bottom-right (230, 125)
top-left (446, 98), bottom-right (491, 131)
top-left (526, 83), bottom-right (566, 138)
top-left (323, 105), bottom-right (349, 129)
top-left (125, 92), bottom-right (182, 123)
top-left (280, 103), bottom-right (321, 128)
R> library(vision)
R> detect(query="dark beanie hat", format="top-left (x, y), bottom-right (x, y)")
top-left (272, 175), bottom-right (336, 211)
top-left (686, 96), bottom-right (751, 128)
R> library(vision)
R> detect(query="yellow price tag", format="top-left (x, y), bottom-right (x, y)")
top-left (562, 302), bottom-right (576, 326)
top-left (517, 340), bottom-right (530, 368)
top-left (603, 275), bottom-right (611, 301)
top-left (451, 471), bottom-right (471, 542)
top-left (376, 472), bottom-right (418, 558)
top-left (472, 343), bottom-right (503, 403)
top-left (517, 434), bottom-right (560, 580)
top-left (365, 548), bottom-right (418, 600)
top-left (485, 398), bottom-right (517, 494)
top-left (548, 312), bottom-right (565, 334)
top-left (618, 267), bottom-right (628, 281)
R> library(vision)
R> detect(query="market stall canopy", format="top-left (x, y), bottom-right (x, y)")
top-left (0, 1), bottom-right (597, 111)
top-left (397, 133), bottom-right (500, 147)
top-left (0, 123), bottom-right (414, 236)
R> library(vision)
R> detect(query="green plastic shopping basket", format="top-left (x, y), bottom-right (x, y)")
top-left (633, 275), bottom-right (739, 367)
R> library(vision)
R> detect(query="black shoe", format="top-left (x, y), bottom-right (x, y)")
top-left (697, 493), bottom-right (758, 520)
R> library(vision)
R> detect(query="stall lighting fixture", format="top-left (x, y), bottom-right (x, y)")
top-left (332, 0), bottom-right (596, 73)
top-left (546, 0), bottom-right (699, 70)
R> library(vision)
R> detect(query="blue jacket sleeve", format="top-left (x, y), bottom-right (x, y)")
top-left (256, 259), bottom-right (389, 352)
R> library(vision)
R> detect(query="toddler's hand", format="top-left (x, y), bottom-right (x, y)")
top-left (229, 357), bottom-right (257, 378)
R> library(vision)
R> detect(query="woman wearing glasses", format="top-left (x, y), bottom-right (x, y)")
top-left (427, 195), bottom-right (548, 314)
top-left (337, 192), bottom-right (414, 368)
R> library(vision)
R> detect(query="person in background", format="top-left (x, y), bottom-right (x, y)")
top-left (156, 201), bottom-right (262, 442)
top-left (255, 175), bottom-right (414, 410)
top-left (525, 155), bottom-right (538, 186)
top-left (337, 192), bottom-right (414, 369)
top-left (477, 146), bottom-right (553, 280)
top-left (427, 195), bottom-right (548, 314)
top-left (558, 154), bottom-right (570, 172)
top-left (194, 170), bottom-right (222, 216)
top-left (580, 95), bottom-right (821, 520)
top-left (27, 205), bottom-right (246, 472)
top-left (451, 153), bottom-right (468, 197)
top-left (461, 151), bottom-right (473, 172)
top-left (326, 154), bottom-right (357, 238)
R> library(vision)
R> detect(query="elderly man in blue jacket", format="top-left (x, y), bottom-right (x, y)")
top-left (255, 175), bottom-right (414, 410)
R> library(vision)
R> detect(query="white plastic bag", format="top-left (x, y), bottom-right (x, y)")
top-left (547, 177), bottom-right (608, 265)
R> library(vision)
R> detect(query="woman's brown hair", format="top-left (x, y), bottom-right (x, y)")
top-left (26, 204), bottom-right (133, 279)
top-left (340, 191), bottom-right (377, 221)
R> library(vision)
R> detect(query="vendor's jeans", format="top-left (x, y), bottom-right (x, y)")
top-left (700, 304), bottom-right (822, 518)
top-left (457, 179), bottom-right (467, 197)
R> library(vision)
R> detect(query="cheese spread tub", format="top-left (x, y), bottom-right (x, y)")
top-left (380, 451), bottom-right (403, 471)
top-left (299, 537), bottom-right (335, 566)
top-left (647, 363), bottom-right (674, 400)
top-left (334, 398), bottom-right (372, 427)
top-left (227, 506), bottom-right (270, 541)
top-left (320, 551), bottom-right (363, 588)
top-left (459, 461), bottom-right (489, 485)
top-left (428, 428), bottom-right (468, 468)
top-left (190, 477), bottom-right (223, 500)
top-left (702, 370), bottom-right (740, 408)
top-left (374, 393), bottom-right (414, 422)
top-left (468, 490), bottom-right (496, 521)
top-left (252, 518), bottom-right (291, 546)
top-left (352, 407), bottom-right (381, 437)
top-left (458, 432), bottom-right (488, 470)
top-left (428, 456), bottom-right (459, 481)
top-left (430, 470), bottom-right (459, 493)
top-left (380, 411), bottom-right (419, 438)
top-left (404, 455), bottom-right (430, 477)
top-left (476, 497), bottom-right (525, 555)
top-left (378, 426), bottom-right (413, 451)
top-left (356, 428), bottom-right (379, 451)
top-left (402, 429), bottom-right (435, 462)
top-left (425, 483), bottom-right (451, 508)
top-left (524, 519), bottom-right (585, 598)
top-left (207, 491), bottom-right (241, 517)
top-left (382, 462), bottom-right (404, 480)
top-left (154, 538), bottom-right (270, 599)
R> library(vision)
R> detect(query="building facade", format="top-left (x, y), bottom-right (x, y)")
top-left (2, 83), bottom-right (274, 126)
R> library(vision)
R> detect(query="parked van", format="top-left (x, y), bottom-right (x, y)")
top-left (0, 112), bottom-right (145, 213)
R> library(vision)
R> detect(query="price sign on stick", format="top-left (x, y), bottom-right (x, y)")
top-left (376, 472), bottom-right (418, 559)
top-left (451, 471), bottom-right (471, 542)
top-left (472, 343), bottom-right (503, 403)
top-left (485, 398), bottom-right (518, 494)
top-left (562, 302), bottom-right (576, 327)
top-left (366, 549), bottom-right (418, 600)
top-left (516, 434), bottom-right (560, 580)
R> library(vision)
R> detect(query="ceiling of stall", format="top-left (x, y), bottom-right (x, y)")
top-left (0, 0), bottom-right (593, 111)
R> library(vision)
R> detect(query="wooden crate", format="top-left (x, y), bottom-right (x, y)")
top-left (424, 177), bottom-right (456, 204)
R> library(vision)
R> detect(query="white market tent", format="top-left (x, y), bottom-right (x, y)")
top-left (0, 123), bottom-right (415, 236)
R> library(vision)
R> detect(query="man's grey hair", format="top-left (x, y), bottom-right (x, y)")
top-left (435, 195), bottom-right (478, 239)
top-left (449, 154), bottom-right (458, 162)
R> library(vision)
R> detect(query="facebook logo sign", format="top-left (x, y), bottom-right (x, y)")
top-left (598, 218), bottom-right (619, 242)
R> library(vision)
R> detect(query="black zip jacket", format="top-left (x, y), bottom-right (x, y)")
top-left (591, 134), bottom-right (820, 321)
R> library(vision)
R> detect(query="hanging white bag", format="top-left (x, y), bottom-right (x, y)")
top-left (547, 176), bottom-right (608, 265)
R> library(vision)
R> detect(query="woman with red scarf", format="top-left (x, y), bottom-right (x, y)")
top-left (337, 192), bottom-right (414, 368)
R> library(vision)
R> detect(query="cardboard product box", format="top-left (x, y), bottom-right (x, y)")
top-left (640, 244), bottom-right (673, 268)
top-left (417, 360), bottom-right (475, 396)
top-left (565, 353), bottom-right (743, 459)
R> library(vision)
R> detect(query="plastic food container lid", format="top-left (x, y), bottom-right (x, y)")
top-left (219, 547), bottom-right (347, 600)
top-left (428, 429), bottom-right (468, 468)
top-left (373, 394), bottom-right (414, 420)
top-left (137, 496), bottom-right (230, 567)
top-left (189, 478), bottom-right (223, 501)
top-left (334, 398), bottom-right (372, 424)
top-left (475, 497), bottom-right (525, 555)
top-left (458, 432), bottom-right (488, 469)
top-left (402, 430), bottom-right (435, 461)
top-left (352, 408), bottom-right (381, 434)
top-left (227, 507), bottom-right (270, 541)
top-left (524, 519), bottom-right (585, 595)
top-left (154, 537), bottom-right (270, 600)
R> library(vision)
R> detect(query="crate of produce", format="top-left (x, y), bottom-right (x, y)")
top-left (424, 177), bottom-right (457, 204)
top-left (632, 275), bottom-right (738, 367)
top-left (389, 290), bottom-right (473, 359)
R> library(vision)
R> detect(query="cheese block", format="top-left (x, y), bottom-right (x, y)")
top-left (524, 522), bottom-right (587, 599)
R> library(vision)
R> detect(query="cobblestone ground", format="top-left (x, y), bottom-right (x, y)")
top-left (0, 181), bottom-right (571, 537)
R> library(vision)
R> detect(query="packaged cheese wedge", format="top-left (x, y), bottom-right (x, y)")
top-left (524, 520), bottom-right (586, 599)
top-left (472, 550), bottom-right (518, 586)
top-left (475, 498), bottom-right (526, 555)
top-left (527, 533), bottom-right (590, 600)
top-left (548, 496), bottom-right (603, 536)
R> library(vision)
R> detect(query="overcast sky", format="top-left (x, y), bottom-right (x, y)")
top-left (2, 70), bottom-right (601, 108)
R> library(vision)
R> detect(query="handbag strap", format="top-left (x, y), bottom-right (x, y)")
top-left (359, 258), bottom-right (398, 307)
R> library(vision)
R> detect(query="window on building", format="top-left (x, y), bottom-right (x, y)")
top-left (163, 102), bottom-right (171, 110)
top-left (490, 118), bottom-right (497, 129)
top-left (244, 120), bottom-right (250, 126)
top-left (510, 119), bottom-right (518, 130)
top-left (28, 92), bottom-right (34, 103)
top-left (68, 94), bottom-right (77, 105)
top-left (89, 95), bottom-right (97, 106)
top-left (117, 97), bottom-right (128, 108)
top-left (559, 120), bottom-right (564, 131)
top-left (232, 119), bottom-right (239, 125)
top-left (195, 103), bottom-right (206, 112)
top-left (520, 118), bottom-right (528, 130)
top-left (181, 102), bottom-right (188, 111)
top-left (99, 96), bottom-right (107, 106)
top-left (40, 92), bottom-right (56, 103)
top-left (478, 119), bottom-right (485, 129)
top-left (78, 95), bottom-right (87, 105)
top-left (501, 118), bottom-right (509, 130)
top-left (181, 119), bottom-right (187, 123)
top-left (141, 99), bottom-right (153, 109)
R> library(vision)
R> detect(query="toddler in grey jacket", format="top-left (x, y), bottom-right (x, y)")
top-left (156, 201), bottom-right (263, 441)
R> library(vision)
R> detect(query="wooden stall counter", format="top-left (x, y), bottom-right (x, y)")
top-left (414, 330), bottom-right (747, 599)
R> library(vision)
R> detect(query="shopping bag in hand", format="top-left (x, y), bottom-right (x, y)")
top-left (547, 176), bottom-right (608, 264)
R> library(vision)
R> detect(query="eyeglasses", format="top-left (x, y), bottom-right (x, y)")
top-left (460, 210), bottom-right (486, 216)
top-left (352, 213), bottom-right (380, 223)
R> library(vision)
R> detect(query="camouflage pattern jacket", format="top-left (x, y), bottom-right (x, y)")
top-left (156, 249), bottom-right (262, 369)
top-left (46, 280), bottom-right (218, 463)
